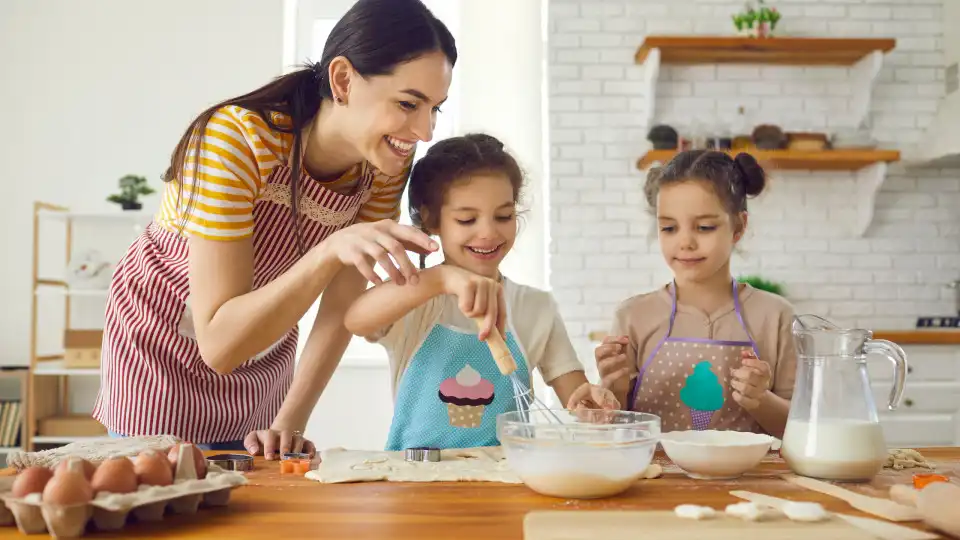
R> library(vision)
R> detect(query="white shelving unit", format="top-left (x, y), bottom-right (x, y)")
top-left (28, 202), bottom-right (150, 450)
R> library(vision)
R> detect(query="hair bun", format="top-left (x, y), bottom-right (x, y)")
top-left (733, 152), bottom-right (766, 197)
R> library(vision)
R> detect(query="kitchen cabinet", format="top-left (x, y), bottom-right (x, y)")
top-left (868, 344), bottom-right (960, 447)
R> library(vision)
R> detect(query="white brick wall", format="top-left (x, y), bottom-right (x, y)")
top-left (547, 0), bottom-right (959, 365)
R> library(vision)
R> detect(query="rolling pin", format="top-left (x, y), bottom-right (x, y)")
top-left (473, 318), bottom-right (517, 376)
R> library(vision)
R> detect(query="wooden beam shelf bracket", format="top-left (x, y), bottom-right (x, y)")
top-left (852, 50), bottom-right (884, 128)
top-left (642, 47), bottom-right (661, 127)
top-left (855, 162), bottom-right (887, 237)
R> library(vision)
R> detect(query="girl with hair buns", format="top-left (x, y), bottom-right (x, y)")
top-left (595, 150), bottom-right (798, 438)
top-left (94, 0), bottom-right (454, 458)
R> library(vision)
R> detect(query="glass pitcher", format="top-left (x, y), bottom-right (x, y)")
top-left (780, 315), bottom-right (907, 482)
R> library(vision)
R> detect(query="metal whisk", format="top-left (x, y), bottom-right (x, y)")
top-left (475, 319), bottom-right (564, 424)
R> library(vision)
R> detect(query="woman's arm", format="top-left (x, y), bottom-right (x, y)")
top-left (269, 266), bottom-right (368, 434)
top-left (189, 220), bottom-right (436, 375)
top-left (188, 236), bottom-right (341, 375)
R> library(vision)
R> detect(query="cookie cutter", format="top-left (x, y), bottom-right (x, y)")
top-left (404, 447), bottom-right (441, 462)
top-left (206, 453), bottom-right (254, 472)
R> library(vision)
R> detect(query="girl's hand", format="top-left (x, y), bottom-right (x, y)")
top-left (565, 382), bottom-right (620, 411)
top-left (731, 350), bottom-right (772, 411)
top-left (595, 335), bottom-right (633, 387)
top-left (323, 220), bottom-right (438, 287)
top-left (243, 428), bottom-right (316, 461)
top-left (441, 266), bottom-right (505, 341)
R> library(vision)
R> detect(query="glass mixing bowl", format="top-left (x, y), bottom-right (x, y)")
top-left (497, 410), bottom-right (661, 499)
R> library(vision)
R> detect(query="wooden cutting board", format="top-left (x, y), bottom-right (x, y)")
top-left (524, 511), bottom-right (878, 539)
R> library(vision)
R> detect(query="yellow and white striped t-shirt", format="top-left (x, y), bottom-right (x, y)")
top-left (156, 105), bottom-right (410, 240)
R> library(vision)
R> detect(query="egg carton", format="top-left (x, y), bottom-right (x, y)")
top-left (7, 435), bottom-right (181, 471)
top-left (1, 444), bottom-right (247, 538)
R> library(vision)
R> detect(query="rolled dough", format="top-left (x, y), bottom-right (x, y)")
top-left (305, 447), bottom-right (522, 484)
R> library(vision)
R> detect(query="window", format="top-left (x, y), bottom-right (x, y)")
top-left (292, 1), bottom-right (459, 362)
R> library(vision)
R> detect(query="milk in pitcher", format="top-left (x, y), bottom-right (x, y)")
top-left (781, 419), bottom-right (887, 481)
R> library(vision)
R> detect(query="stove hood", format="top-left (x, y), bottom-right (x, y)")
top-left (907, 1), bottom-right (960, 167)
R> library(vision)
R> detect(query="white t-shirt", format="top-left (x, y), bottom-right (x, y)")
top-left (371, 278), bottom-right (585, 399)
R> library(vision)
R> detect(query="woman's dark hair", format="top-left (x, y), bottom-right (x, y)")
top-left (644, 150), bottom-right (766, 231)
top-left (164, 0), bottom-right (456, 252)
top-left (408, 133), bottom-right (524, 268)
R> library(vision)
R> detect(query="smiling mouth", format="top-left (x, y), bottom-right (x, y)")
top-left (384, 135), bottom-right (415, 157)
top-left (466, 244), bottom-right (504, 260)
top-left (675, 257), bottom-right (706, 264)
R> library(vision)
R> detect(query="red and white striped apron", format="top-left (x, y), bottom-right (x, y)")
top-left (93, 163), bottom-right (374, 443)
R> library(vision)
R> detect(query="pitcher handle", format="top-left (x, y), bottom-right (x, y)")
top-left (863, 338), bottom-right (907, 410)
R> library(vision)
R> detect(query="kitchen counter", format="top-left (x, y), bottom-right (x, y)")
top-left (873, 330), bottom-right (960, 345)
top-left (0, 448), bottom-right (956, 539)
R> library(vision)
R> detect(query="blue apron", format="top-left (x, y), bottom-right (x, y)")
top-left (384, 311), bottom-right (531, 451)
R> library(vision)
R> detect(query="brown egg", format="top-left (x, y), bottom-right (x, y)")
top-left (91, 457), bottom-right (138, 494)
top-left (12, 467), bottom-right (53, 497)
top-left (134, 450), bottom-right (173, 486)
top-left (167, 443), bottom-right (207, 479)
top-left (54, 457), bottom-right (96, 481)
top-left (42, 469), bottom-right (93, 505)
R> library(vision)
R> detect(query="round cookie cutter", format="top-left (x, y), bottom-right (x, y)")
top-left (405, 447), bottom-right (441, 462)
top-left (206, 453), bottom-right (255, 472)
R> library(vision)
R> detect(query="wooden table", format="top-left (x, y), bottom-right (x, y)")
top-left (0, 447), bottom-right (956, 539)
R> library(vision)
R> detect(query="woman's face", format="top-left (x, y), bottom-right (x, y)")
top-left (340, 51), bottom-right (453, 176)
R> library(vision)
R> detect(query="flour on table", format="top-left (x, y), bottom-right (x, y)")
top-left (884, 448), bottom-right (933, 471)
top-left (306, 447), bottom-right (522, 484)
top-left (674, 504), bottom-right (716, 520)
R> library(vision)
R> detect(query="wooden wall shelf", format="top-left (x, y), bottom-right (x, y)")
top-left (637, 149), bottom-right (901, 172)
top-left (872, 330), bottom-right (960, 346)
top-left (635, 36), bottom-right (896, 66)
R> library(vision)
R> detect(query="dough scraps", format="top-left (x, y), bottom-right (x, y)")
top-left (305, 446), bottom-right (522, 484)
top-left (725, 502), bottom-right (781, 521)
top-left (783, 501), bottom-right (829, 522)
top-left (885, 448), bottom-right (933, 471)
top-left (674, 504), bottom-right (716, 520)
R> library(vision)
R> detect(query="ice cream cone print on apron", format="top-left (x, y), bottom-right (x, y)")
top-left (627, 280), bottom-right (762, 432)
top-left (384, 305), bottom-right (531, 451)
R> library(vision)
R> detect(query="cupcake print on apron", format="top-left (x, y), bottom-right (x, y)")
top-left (438, 365), bottom-right (495, 428)
top-left (384, 308), bottom-right (531, 451)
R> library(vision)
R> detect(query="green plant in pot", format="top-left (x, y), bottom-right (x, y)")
top-left (738, 275), bottom-right (786, 297)
top-left (107, 174), bottom-right (155, 211)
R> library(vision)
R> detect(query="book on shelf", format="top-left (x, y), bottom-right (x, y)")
top-left (0, 401), bottom-right (22, 447)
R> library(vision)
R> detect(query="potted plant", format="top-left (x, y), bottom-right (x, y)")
top-left (107, 174), bottom-right (155, 211)
top-left (733, 1), bottom-right (781, 38)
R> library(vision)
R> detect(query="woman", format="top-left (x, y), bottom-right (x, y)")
top-left (92, 0), bottom-right (456, 459)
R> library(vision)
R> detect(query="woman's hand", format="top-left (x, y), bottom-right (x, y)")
top-left (440, 266), bottom-right (506, 341)
top-left (323, 220), bottom-right (438, 287)
top-left (243, 428), bottom-right (316, 461)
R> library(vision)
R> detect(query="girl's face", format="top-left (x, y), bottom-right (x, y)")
top-left (339, 50), bottom-right (453, 177)
top-left (656, 179), bottom-right (745, 285)
top-left (434, 172), bottom-right (518, 279)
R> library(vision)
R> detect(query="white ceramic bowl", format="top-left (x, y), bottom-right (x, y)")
top-left (497, 410), bottom-right (660, 499)
top-left (660, 430), bottom-right (773, 480)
